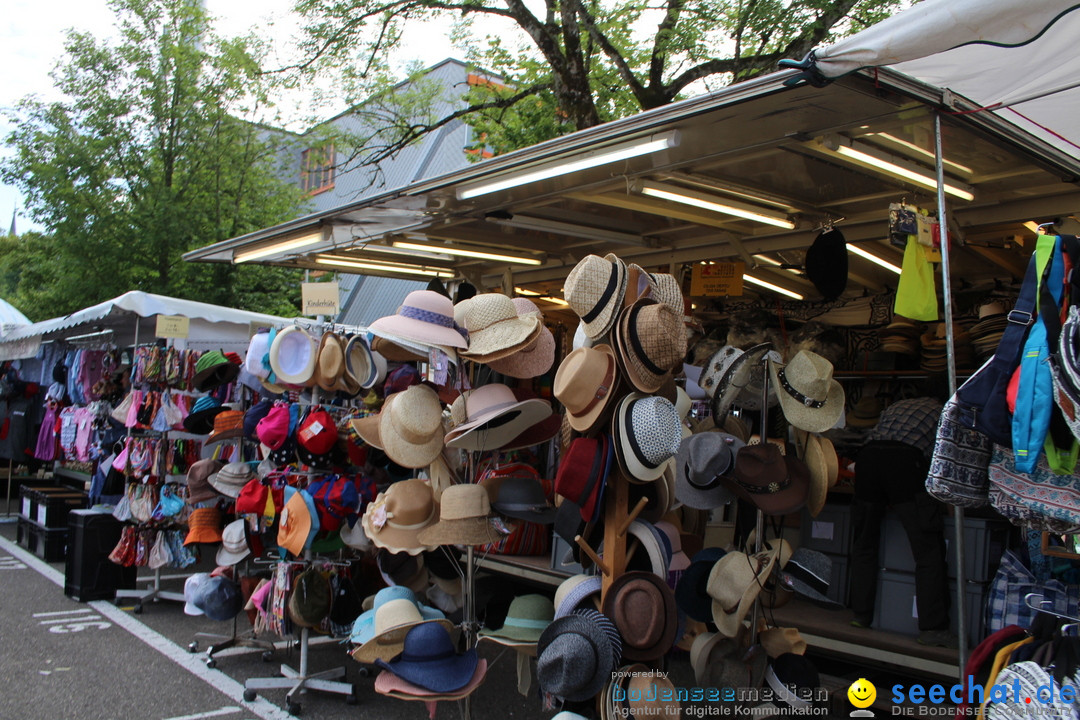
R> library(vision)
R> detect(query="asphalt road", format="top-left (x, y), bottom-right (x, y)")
top-left (0, 520), bottom-right (866, 720)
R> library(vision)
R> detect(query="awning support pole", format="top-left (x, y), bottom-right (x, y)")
top-left (935, 111), bottom-right (968, 676)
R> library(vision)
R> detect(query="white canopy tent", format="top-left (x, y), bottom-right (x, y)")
top-left (0, 298), bottom-right (30, 339)
top-left (0, 291), bottom-right (296, 361)
top-left (796, 0), bottom-right (1080, 159)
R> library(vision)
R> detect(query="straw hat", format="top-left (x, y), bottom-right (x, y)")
top-left (554, 344), bottom-right (619, 433)
top-left (707, 343), bottom-right (783, 417)
top-left (760, 627), bottom-right (807, 658)
top-left (381, 385), bottom-right (445, 469)
top-left (415, 484), bottom-right (502, 547)
top-left (769, 351), bottom-right (845, 433)
top-left (818, 435), bottom-right (839, 488)
top-left (611, 393), bottom-right (683, 483)
top-left (374, 622), bottom-right (479, 694)
top-left (554, 574), bottom-right (602, 619)
top-left (268, 325), bottom-right (320, 386)
top-left (343, 334), bottom-right (378, 390)
top-left (802, 434), bottom-right (829, 517)
top-left (459, 293), bottom-right (542, 362)
top-left (690, 628), bottom-right (768, 693)
top-left (351, 598), bottom-right (455, 664)
top-left (374, 659), bottom-right (487, 701)
top-left (613, 299), bottom-right (687, 393)
top-left (369, 290), bottom-right (468, 349)
top-left (565, 254), bottom-right (628, 339)
top-left (485, 298), bottom-right (556, 378)
top-left (477, 593), bottom-right (555, 646)
top-left (444, 383), bottom-right (552, 452)
top-left (602, 571), bottom-right (678, 661)
top-left (205, 409), bottom-right (245, 445)
top-left (312, 331), bottom-right (346, 392)
top-left (707, 539), bottom-right (792, 637)
top-left (361, 480), bottom-right (439, 556)
top-left (847, 396), bottom-right (884, 428)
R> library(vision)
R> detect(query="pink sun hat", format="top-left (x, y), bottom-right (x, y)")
top-left (369, 290), bottom-right (468, 350)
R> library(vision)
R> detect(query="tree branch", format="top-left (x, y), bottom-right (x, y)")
top-left (576, 5), bottom-right (647, 104)
top-left (649, 0), bottom-right (684, 91)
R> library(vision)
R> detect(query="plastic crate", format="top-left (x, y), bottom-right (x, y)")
top-left (872, 569), bottom-right (985, 647)
top-left (16, 517), bottom-right (68, 563)
top-left (879, 514), bottom-right (1010, 582)
top-left (35, 492), bottom-right (87, 529)
top-left (64, 509), bottom-right (137, 602)
top-left (823, 552), bottom-right (849, 607)
top-left (799, 501), bottom-right (852, 556)
top-left (19, 485), bottom-right (70, 523)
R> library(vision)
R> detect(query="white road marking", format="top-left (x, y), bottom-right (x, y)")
top-left (162, 707), bottom-right (243, 720)
top-left (0, 536), bottom-right (293, 720)
top-left (34, 608), bottom-right (94, 617)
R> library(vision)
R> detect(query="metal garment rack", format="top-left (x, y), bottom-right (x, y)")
top-left (242, 550), bottom-right (358, 715)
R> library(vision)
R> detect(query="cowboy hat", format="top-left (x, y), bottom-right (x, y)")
top-left (707, 343), bottom-right (783, 418)
top-left (708, 539), bottom-right (792, 637)
top-left (769, 350), bottom-right (845, 433)
top-left (726, 443), bottom-right (809, 517)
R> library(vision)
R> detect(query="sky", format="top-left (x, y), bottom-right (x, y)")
top-left (0, 0), bottom-right (467, 233)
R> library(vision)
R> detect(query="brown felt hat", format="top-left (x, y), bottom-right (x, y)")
top-left (602, 570), bottom-right (678, 662)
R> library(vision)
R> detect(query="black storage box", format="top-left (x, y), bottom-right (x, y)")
top-left (17, 517), bottom-right (68, 562)
top-left (64, 509), bottom-right (137, 602)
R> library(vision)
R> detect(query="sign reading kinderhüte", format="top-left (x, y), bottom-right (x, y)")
top-left (155, 315), bottom-right (190, 339)
top-left (302, 282), bottom-right (340, 316)
top-left (690, 262), bottom-right (745, 297)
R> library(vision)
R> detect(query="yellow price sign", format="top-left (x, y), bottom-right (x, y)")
top-left (155, 315), bottom-right (190, 339)
top-left (690, 262), bottom-right (745, 297)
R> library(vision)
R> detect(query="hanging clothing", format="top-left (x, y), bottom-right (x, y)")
top-left (34, 403), bottom-right (59, 462)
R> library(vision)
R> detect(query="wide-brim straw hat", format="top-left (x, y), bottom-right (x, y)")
top-left (565, 253), bottom-right (627, 339)
top-left (477, 593), bottom-right (555, 645)
top-left (460, 293), bottom-right (542, 362)
top-left (269, 325), bottom-right (320, 386)
top-left (554, 344), bottom-right (619, 433)
top-left (760, 627), bottom-right (807, 658)
top-left (445, 383), bottom-right (552, 452)
top-left (486, 298), bottom-right (555, 378)
top-left (361, 479), bottom-right (440, 555)
top-left (708, 539), bottom-right (791, 637)
top-left (611, 393), bottom-right (684, 483)
top-left (709, 343), bottom-right (783, 418)
top-left (802, 434), bottom-right (829, 517)
top-left (818, 435), bottom-right (839, 488)
top-left (416, 483), bottom-right (502, 546)
top-left (350, 598), bottom-right (456, 664)
top-left (769, 351), bottom-right (845, 433)
top-left (369, 290), bottom-right (468, 349)
top-left (380, 384), bottom-right (445, 469)
top-left (614, 298), bottom-right (687, 393)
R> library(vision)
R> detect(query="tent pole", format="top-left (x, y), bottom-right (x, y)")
top-left (935, 112), bottom-right (968, 676)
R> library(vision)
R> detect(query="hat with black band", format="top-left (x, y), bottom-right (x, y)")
top-left (780, 547), bottom-right (842, 608)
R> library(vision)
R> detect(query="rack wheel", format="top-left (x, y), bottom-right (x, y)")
top-left (346, 685), bottom-right (360, 705)
top-left (187, 642), bottom-right (199, 653)
top-left (261, 650), bottom-right (274, 662)
top-left (205, 658), bottom-right (216, 669)
top-left (356, 667), bottom-right (369, 678)
top-left (133, 604), bottom-right (143, 615)
top-left (286, 700), bottom-right (301, 715)
top-left (243, 689), bottom-right (257, 702)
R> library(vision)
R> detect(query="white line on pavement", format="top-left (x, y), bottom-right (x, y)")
top-left (0, 536), bottom-right (293, 720)
top-left (162, 706), bottom-right (243, 720)
top-left (33, 608), bottom-right (95, 617)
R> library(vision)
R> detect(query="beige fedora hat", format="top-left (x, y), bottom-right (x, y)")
top-left (565, 254), bottom-right (627, 339)
top-left (416, 483), bottom-right (503, 546)
top-left (311, 331), bottom-right (346, 392)
top-left (553, 345), bottom-right (619, 433)
top-left (459, 293), bottom-right (542, 362)
top-left (802, 434), bottom-right (829, 518)
top-left (361, 479), bottom-right (439, 555)
top-left (350, 598), bottom-right (455, 664)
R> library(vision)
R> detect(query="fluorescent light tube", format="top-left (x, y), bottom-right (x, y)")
top-left (514, 287), bottom-right (569, 306)
top-left (488, 216), bottom-right (644, 246)
top-left (392, 240), bottom-right (542, 266)
top-left (358, 243), bottom-right (453, 261)
top-left (813, 138), bottom-right (975, 201)
top-left (456, 130), bottom-right (680, 200)
top-left (234, 228), bottom-right (327, 263)
top-left (869, 133), bottom-right (973, 175)
top-left (847, 244), bottom-right (902, 275)
top-left (743, 274), bottom-right (804, 300)
top-left (315, 256), bottom-right (455, 278)
top-left (637, 181), bottom-right (795, 229)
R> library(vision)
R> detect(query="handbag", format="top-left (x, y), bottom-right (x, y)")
top-left (148, 531), bottom-right (172, 569)
top-left (987, 443), bottom-right (1080, 529)
top-left (954, 253), bottom-right (1040, 446)
top-left (986, 549), bottom-right (1080, 634)
top-left (111, 391), bottom-right (136, 424)
top-left (925, 394), bottom-right (992, 508)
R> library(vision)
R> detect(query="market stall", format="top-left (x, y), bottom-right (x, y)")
top-left (166, 0), bottom-right (1080, 715)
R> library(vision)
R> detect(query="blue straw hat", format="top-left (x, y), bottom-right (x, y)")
top-left (375, 622), bottom-right (478, 693)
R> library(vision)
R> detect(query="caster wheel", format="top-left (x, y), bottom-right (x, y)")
top-left (205, 658), bottom-right (217, 669)
top-left (261, 650), bottom-right (274, 663)
top-left (133, 604), bottom-right (143, 615)
top-left (356, 667), bottom-right (369, 678)
top-left (243, 689), bottom-right (257, 702)
top-left (346, 685), bottom-right (360, 705)
top-left (286, 701), bottom-right (301, 715)
top-left (187, 642), bottom-right (199, 653)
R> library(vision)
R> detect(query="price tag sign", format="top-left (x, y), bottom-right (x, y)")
top-left (690, 262), bottom-right (745, 297)
top-left (155, 315), bottom-right (189, 339)
top-left (302, 282), bottom-right (339, 316)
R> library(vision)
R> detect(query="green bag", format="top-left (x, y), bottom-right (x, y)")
top-left (894, 236), bottom-right (938, 321)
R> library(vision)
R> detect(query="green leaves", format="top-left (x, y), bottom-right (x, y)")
top-left (1, 0), bottom-right (307, 320)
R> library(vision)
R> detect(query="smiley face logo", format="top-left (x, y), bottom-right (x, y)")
top-left (848, 678), bottom-right (876, 709)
